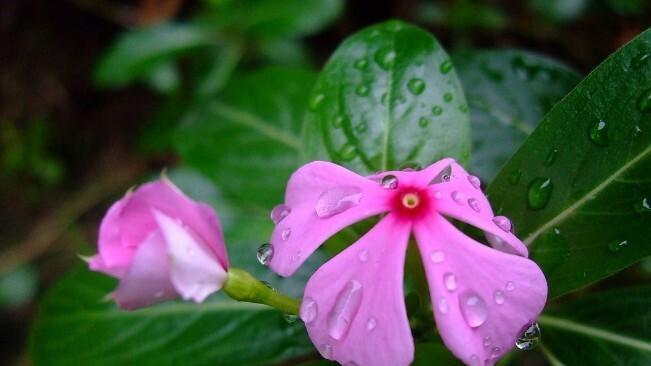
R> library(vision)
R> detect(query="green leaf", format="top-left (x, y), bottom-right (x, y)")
top-left (413, 343), bottom-right (463, 365)
top-left (528, 0), bottom-right (588, 22)
top-left (539, 286), bottom-right (651, 364)
top-left (303, 20), bottom-right (471, 174)
top-left (175, 66), bottom-right (317, 209)
top-left (453, 49), bottom-right (581, 181)
top-left (488, 28), bottom-right (651, 297)
top-left (29, 168), bottom-right (325, 366)
top-left (94, 23), bottom-right (214, 88)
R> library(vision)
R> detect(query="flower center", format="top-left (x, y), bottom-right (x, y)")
top-left (401, 193), bottom-right (420, 209)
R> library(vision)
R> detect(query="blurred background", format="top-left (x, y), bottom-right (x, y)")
top-left (1, 0), bottom-right (650, 364)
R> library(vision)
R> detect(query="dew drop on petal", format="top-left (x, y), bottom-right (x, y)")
top-left (320, 344), bottom-right (333, 359)
top-left (491, 347), bottom-right (502, 357)
top-left (281, 228), bottom-right (291, 241)
top-left (483, 336), bottom-right (492, 348)
top-left (515, 322), bottom-right (541, 350)
top-left (300, 297), bottom-right (318, 324)
top-left (506, 281), bottom-right (515, 291)
top-left (443, 273), bottom-right (457, 291)
top-left (358, 249), bottom-right (369, 262)
top-left (430, 165), bottom-right (452, 184)
top-left (451, 191), bottom-right (465, 205)
top-left (494, 290), bottom-right (505, 305)
top-left (437, 298), bottom-right (449, 314)
top-left (327, 280), bottom-right (363, 340)
top-left (381, 175), bottom-right (399, 189)
top-left (469, 354), bottom-right (480, 366)
top-left (315, 186), bottom-right (362, 218)
top-left (256, 243), bottom-right (273, 265)
top-left (366, 317), bottom-right (377, 331)
top-left (467, 175), bottom-right (481, 189)
top-left (270, 204), bottom-right (291, 224)
top-left (459, 291), bottom-right (488, 328)
top-left (430, 250), bottom-right (445, 263)
top-left (468, 198), bottom-right (481, 212)
top-left (433, 190), bottom-right (443, 199)
top-left (492, 216), bottom-right (512, 232)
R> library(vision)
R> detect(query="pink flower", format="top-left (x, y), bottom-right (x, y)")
top-left (268, 159), bottom-right (547, 366)
top-left (88, 178), bottom-right (229, 310)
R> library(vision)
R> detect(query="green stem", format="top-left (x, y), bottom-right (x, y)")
top-left (223, 267), bottom-right (301, 315)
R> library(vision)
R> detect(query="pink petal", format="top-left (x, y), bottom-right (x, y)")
top-left (113, 230), bottom-right (177, 310)
top-left (87, 255), bottom-right (126, 278)
top-left (301, 215), bottom-right (414, 366)
top-left (428, 161), bottom-right (528, 256)
top-left (269, 161), bottom-right (393, 276)
top-left (153, 210), bottom-right (228, 303)
top-left (413, 214), bottom-right (547, 366)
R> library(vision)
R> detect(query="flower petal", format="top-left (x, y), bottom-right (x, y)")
top-left (301, 215), bottom-right (414, 366)
top-left (153, 209), bottom-right (228, 303)
top-left (414, 214), bottom-right (547, 365)
top-left (269, 161), bottom-right (392, 276)
top-left (428, 161), bottom-right (528, 256)
top-left (113, 230), bottom-right (177, 310)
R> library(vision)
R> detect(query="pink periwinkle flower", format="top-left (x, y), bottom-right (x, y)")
top-left (88, 178), bottom-right (229, 310)
top-left (267, 159), bottom-right (547, 366)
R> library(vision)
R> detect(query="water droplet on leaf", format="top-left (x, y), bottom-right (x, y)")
top-left (432, 105), bottom-right (443, 116)
top-left (607, 239), bottom-right (629, 253)
top-left (527, 177), bottom-right (553, 210)
top-left (440, 60), bottom-right (453, 74)
top-left (309, 93), bottom-right (325, 111)
top-left (631, 52), bottom-right (650, 69)
top-left (418, 117), bottom-right (429, 127)
top-left (257, 243), bottom-right (274, 265)
top-left (315, 186), bottom-right (362, 218)
top-left (374, 47), bottom-right (397, 70)
top-left (354, 58), bottom-right (369, 70)
top-left (634, 197), bottom-right (651, 213)
top-left (443, 93), bottom-right (453, 103)
top-left (508, 170), bottom-right (522, 185)
top-left (355, 84), bottom-right (370, 97)
top-left (588, 119), bottom-right (609, 146)
top-left (637, 87), bottom-right (651, 112)
top-left (339, 144), bottom-right (357, 161)
top-left (332, 115), bottom-right (344, 128)
top-left (407, 78), bottom-right (426, 95)
top-left (327, 280), bottom-right (363, 340)
top-left (544, 148), bottom-right (559, 166)
top-left (355, 122), bottom-right (367, 133)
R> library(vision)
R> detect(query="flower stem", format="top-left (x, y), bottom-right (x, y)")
top-left (223, 267), bottom-right (301, 315)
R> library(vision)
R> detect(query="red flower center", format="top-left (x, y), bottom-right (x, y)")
top-left (392, 187), bottom-right (432, 220)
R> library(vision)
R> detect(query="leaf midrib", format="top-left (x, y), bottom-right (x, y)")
top-left (380, 33), bottom-right (398, 171)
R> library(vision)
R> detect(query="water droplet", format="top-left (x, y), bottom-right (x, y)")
top-left (437, 298), bottom-right (449, 314)
top-left (451, 191), bottom-right (465, 205)
top-left (459, 291), bottom-right (488, 328)
top-left (418, 117), bottom-right (430, 127)
top-left (607, 239), bottom-right (629, 253)
top-left (515, 322), bottom-right (541, 350)
top-left (492, 216), bottom-right (512, 232)
top-left (469, 354), bottom-right (480, 366)
top-left (588, 119), bottom-right (609, 146)
top-left (354, 58), bottom-right (369, 70)
top-left (270, 204), bottom-right (291, 224)
top-left (432, 105), bottom-right (443, 116)
top-left (327, 280), bottom-right (363, 340)
top-left (494, 290), bottom-right (505, 305)
top-left (443, 273), bottom-right (457, 291)
top-left (430, 250), bottom-right (445, 263)
top-left (355, 84), bottom-right (370, 97)
top-left (505, 281), bottom-right (515, 291)
top-left (527, 177), bottom-right (553, 210)
top-left (315, 186), bottom-right (362, 218)
top-left (358, 249), bottom-right (369, 262)
top-left (638, 87), bottom-right (651, 112)
top-left (309, 93), bottom-right (325, 111)
top-left (443, 93), bottom-right (453, 103)
top-left (483, 336), bottom-right (492, 348)
top-left (491, 346), bottom-right (502, 357)
top-left (380, 93), bottom-right (389, 106)
top-left (433, 190), bottom-right (443, 199)
top-left (283, 313), bottom-right (299, 324)
top-left (374, 47), bottom-right (397, 70)
top-left (300, 297), bottom-right (318, 323)
top-left (508, 170), bottom-right (522, 185)
top-left (468, 198), bottom-right (481, 213)
top-left (544, 148), bottom-right (559, 166)
top-left (440, 60), bottom-right (453, 74)
top-left (332, 115), bottom-right (344, 128)
top-left (339, 144), bottom-right (357, 161)
top-left (257, 243), bottom-right (273, 265)
top-left (281, 228), bottom-right (291, 241)
top-left (632, 125), bottom-right (643, 138)
top-left (430, 165), bottom-right (452, 184)
top-left (320, 344), bottom-right (333, 359)
top-left (631, 52), bottom-right (650, 69)
top-left (366, 317), bottom-right (377, 331)
top-left (381, 175), bottom-right (399, 189)
top-left (467, 175), bottom-right (481, 189)
top-left (407, 78), bottom-right (426, 95)
top-left (355, 122), bottom-right (367, 133)
top-left (634, 197), bottom-right (651, 213)
top-left (459, 104), bottom-right (468, 113)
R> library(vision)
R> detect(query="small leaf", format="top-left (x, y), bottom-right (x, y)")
top-left (303, 20), bottom-right (471, 174)
top-left (488, 28), bottom-right (651, 298)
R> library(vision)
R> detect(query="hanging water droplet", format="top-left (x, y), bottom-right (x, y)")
top-left (437, 298), bottom-right (449, 314)
top-left (492, 216), bottom-right (512, 232)
top-left (468, 198), bottom-right (481, 212)
top-left (527, 177), bottom-right (553, 210)
top-left (332, 115), bottom-right (345, 128)
top-left (431, 250), bottom-right (445, 263)
top-left (257, 243), bottom-right (274, 265)
top-left (355, 122), bottom-right (367, 133)
top-left (320, 344), bottom-right (333, 359)
top-left (366, 317), bottom-right (377, 331)
top-left (544, 148), bottom-right (559, 166)
top-left (354, 58), bottom-right (369, 70)
top-left (443, 273), bottom-right (457, 291)
top-left (358, 249), bottom-right (369, 262)
top-left (355, 84), bottom-right (370, 97)
top-left (432, 105), bottom-right (443, 116)
top-left (327, 280), bottom-right (363, 340)
top-left (309, 93), bottom-right (325, 111)
top-left (443, 93), bottom-right (453, 103)
top-left (467, 175), bottom-right (481, 189)
top-left (483, 336), bottom-right (492, 348)
top-left (418, 117), bottom-right (430, 127)
top-left (515, 322), bottom-right (541, 350)
top-left (440, 60), bottom-right (453, 74)
top-left (374, 47), bottom-right (397, 70)
top-left (430, 165), bottom-right (452, 184)
top-left (607, 239), bottom-right (629, 253)
top-left (300, 297), bottom-right (318, 324)
top-left (631, 52), bottom-right (650, 69)
top-left (381, 174), bottom-right (399, 189)
top-left (508, 170), bottom-right (522, 185)
top-left (281, 228), bottom-right (291, 241)
top-left (315, 186), bottom-right (362, 218)
top-left (494, 290), bottom-right (505, 305)
top-left (451, 191), bottom-right (465, 205)
top-left (505, 281), bottom-right (515, 291)
top-left (637, 87), bottom-right (651, 112)
top-left (339, 144), bottom-right (357, 161)
top-left (459, 291), bottom-right (488, 328)
top-left (407, 78), bottom-right (426, 95)
top-left (588, 119), bottom-right (609, 146)
top-left (283, 313), bottom-right (299, 324)
top-left (270, 204), bottom-right (291, 224)
top-left (634, 197), bottom-right (651, 213)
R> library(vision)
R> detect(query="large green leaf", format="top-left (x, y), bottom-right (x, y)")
top-left (29, 168), bottom-right (325, 366)
top-left (539, 286), bottom-right (651, 364)
top-left (453, 49), bottom-right (581, 181)
top-left (488, 28), bottom-right (651, 297)
top-left (175, 66), bottom-right (316, 209)
top-left (302, 20), bottom-right (471, 174)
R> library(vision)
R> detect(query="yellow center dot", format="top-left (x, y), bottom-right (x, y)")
top-left (402, 193), bottom-right (420, 209)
